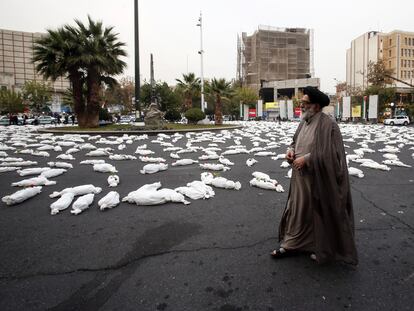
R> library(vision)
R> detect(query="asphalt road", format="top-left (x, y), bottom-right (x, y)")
top-left (0, 123), bottom-right (413, 311)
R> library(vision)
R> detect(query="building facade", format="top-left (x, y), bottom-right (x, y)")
top-left (237, 26), bottom-right (314, 92)
top-left (346, 30), bottom-right (414, 90)
top-left (0, 28), bottom-right (70, 109)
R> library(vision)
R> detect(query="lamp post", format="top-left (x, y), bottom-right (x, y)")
top-left (134, 0), bottom-right (141, 119)
top-left (197, 12), bottom-right (205, 112)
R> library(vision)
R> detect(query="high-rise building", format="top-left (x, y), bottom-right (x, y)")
top-left (237, 26), bottom-right (314, 91)
top-left (0, 28), bottom-right (70, 98)
top-left (346, 30), bottom-right (414, 90)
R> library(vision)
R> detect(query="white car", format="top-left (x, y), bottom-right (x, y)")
top-left (31, 116), bottom-right (56, 125)
top-left (384, 116), bottom-right (410, 126)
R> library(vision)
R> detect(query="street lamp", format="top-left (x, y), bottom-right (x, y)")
top-left (197, 12), bottom-right (205, 112)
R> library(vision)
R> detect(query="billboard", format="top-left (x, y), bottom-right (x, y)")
top-left (248, 108), bottom-right (256, 117)
top-left (265, 102), bottom-right (279, 109)
top-left (342, 96), bottom-right (351, 118)
top-left (352, 105), bottom-right (361, 117)
top-left (368, 95), bottom-right (378, 119)
top-left (287, 100), bottom-right (294, 120)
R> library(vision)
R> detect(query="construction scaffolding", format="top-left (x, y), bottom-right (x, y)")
top-left (237, 26), bottom-right (313, 92)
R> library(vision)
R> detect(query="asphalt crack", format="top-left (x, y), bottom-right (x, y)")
top-left (0, 237), bottom-right (277, 281)
top-left (351, 185), bottom-right (414, 232)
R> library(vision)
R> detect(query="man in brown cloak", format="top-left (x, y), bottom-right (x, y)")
top-left (271, 86), bottom-right (358, 265)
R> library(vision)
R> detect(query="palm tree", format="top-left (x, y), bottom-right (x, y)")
top-left (73, 16), bottom-right (126, 127)
top-left (33, 26), bottom-right (85, 122)
top-left (207, 78), bottom-right (232, 125)
top-left (175, 73), bottom-right (200, 111)
top-left (33, 16), bottom-right (126, 127)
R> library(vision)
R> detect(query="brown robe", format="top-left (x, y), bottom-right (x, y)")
top-left (279, 112), bottom-right (358, 265)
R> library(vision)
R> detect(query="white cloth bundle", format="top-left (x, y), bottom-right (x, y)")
top-left (172, 159), bottom-right (199, 166)
top-left (246, 158), bottom-right (258, 167)
top-left (198, 154), bottom-right (220, 160)
top-left (175, 181), bottom-right (215, 200)
top-left (170, 153), bottom-right (180, 159)
top-left (218, 157), bottom-right (234, 166)
top-left (2, 186), bottom-right (42, 205)
top-left (66, 148), bottom-right (80, 154)
top-left (200, 172), bottom-right (241, 190)
top-left (17, 167), bottom-right (51, 176)
top-left (1, 161), bottom-right (37, 167)
top-left (140, 163), bottom-right (168, 174)
top-left (108, 175), bottom-right (120, 187)
top-left (50, 184), bottom-right (102, 198)
top-left (0, 167), bottom-right (21, 173)
top-left (382, 159), bottom-right (411, 168)
top-left (139, 156), bottom-right (166, 163)
top-left (280, 161), bottom-right (290, 168)
top-left (12, 176), bottom-right (56, 187)
top-left (56, 154), bottom-right (75, 160)
top-left (98, 191), bottom-right (120, 210)
top-left (286, 168), bottom-right (292, 179)
top-left (71, 193), bottom-right (94, 215)
top-left (134, 149), bottom-right (154, 155)
top-left (86, 150), bottom-right (110, 157)
top-left (254, 151), bottom-right (276, 157)
top-left (41, 168), bottom-right (67, 178)
top-left (360, 161), bottom-right (391, 171)
top-left (271, 154), bottom-right (286, 160)
top-left (79, 143), bottom-right (97, 150)
top-left (122, 182), bottom-right (189, 205)
top-left (348, 167), bottom-right (364, 178)
top-left (47, 162), bottom-right (73, 169)
top-left (93, 163), bottom-right (118, 173)
top-left (110, 154), bottom-right (137, 161)
top-left (382, 153), bottom-right (399, 160)
top-left (50, 192), bottom-right (75, 215)
top-left (249, 178), bottom-right (284, 192)
top-left (80, 159), bottom-right (105, 165)
top-left (199, 163), bottom-right (230, 171)
top-left (32, 151), bottom-right (50, 157)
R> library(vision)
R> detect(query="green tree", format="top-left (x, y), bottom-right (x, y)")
top-left (0, 89), bottom-right (25, 114)
top-left (207, 78), bottom-right (233, 125)
top-left (22, 80), bottom-right (52, 112)
top-left (367, 60), bottom-right (394, 87)
top-left (139, 81), bottom-right (181, 113)
top-left (175, 73), bottom-right (200, 111)
top-left (33, 16), bottom-right (127, 127)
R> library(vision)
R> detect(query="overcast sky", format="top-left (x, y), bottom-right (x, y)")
top-left (1, 0), bottom-right (413, 93)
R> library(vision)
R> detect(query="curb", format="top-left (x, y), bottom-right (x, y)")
top-left (37, 125), bottom-right (243, 136)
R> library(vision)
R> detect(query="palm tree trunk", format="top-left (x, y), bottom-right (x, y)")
top-left (70, 70), bottom-right (86, 127)
top-left (215, 94), bottom-right (223, 125)
top-left (85, 67), bottom-right (101, 128)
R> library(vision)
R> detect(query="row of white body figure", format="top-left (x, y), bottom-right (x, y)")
top-left (1, 122), bottom-right (413, 214)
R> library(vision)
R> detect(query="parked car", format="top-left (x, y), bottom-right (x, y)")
top-left (31, 116), bottom-right (56, 125)
top-left (119, 115), bottom-right (133, 123)
top-left (383, 115), bottom-right (410, 126)
top-left (0, 115), bottom-right (23, 125)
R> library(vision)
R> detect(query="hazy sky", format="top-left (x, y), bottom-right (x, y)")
top-left (1, 0), bottom-right (413, 93)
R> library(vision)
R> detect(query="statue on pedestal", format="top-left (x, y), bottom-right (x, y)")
top-left (144, 103), bottom-right (165, 128)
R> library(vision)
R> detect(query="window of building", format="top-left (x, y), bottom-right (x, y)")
top-left (401, 59), bottom-right (404, 67)
top-left (389, 61), bottom-right (391, 67)
top-left (390, 38), bottom-right (392, 45)
top-left (410, 38), bottom-right (412, 45)
top-left (405, 37), bottom-right (408, 45)
top-left (401, 70), bottom-right (403, 78)
top-left (389, 50), bottom-right (392, 57)
top-left (401, 48), bottom-right (403, 56)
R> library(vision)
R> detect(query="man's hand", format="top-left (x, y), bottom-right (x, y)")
top-left (286, 149), bottom-right (295, 164)
top-left (292, 156), bottom-right (306, 170)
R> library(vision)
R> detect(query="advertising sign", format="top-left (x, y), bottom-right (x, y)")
top-left (352, 105), bottom-right (361, 117)
top-left (248, 108), bottom-right (256, 117)
top-left (294, 107), bottom-right (301, 118)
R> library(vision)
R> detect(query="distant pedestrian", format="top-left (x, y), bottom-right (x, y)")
top-left (64, 115), bottom-right (69, 124)
top-left (71, 114), bottom-right (75, 125)
top-left (272, 86), bottom-right (358, 265)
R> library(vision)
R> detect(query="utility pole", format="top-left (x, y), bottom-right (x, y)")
top-left (197, 12), bottom-right (205, 112)
top-left (134, 0), bottom-right (141, 118)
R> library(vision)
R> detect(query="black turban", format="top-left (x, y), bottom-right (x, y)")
top-left (303, 86), bottom-right (330, 107)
